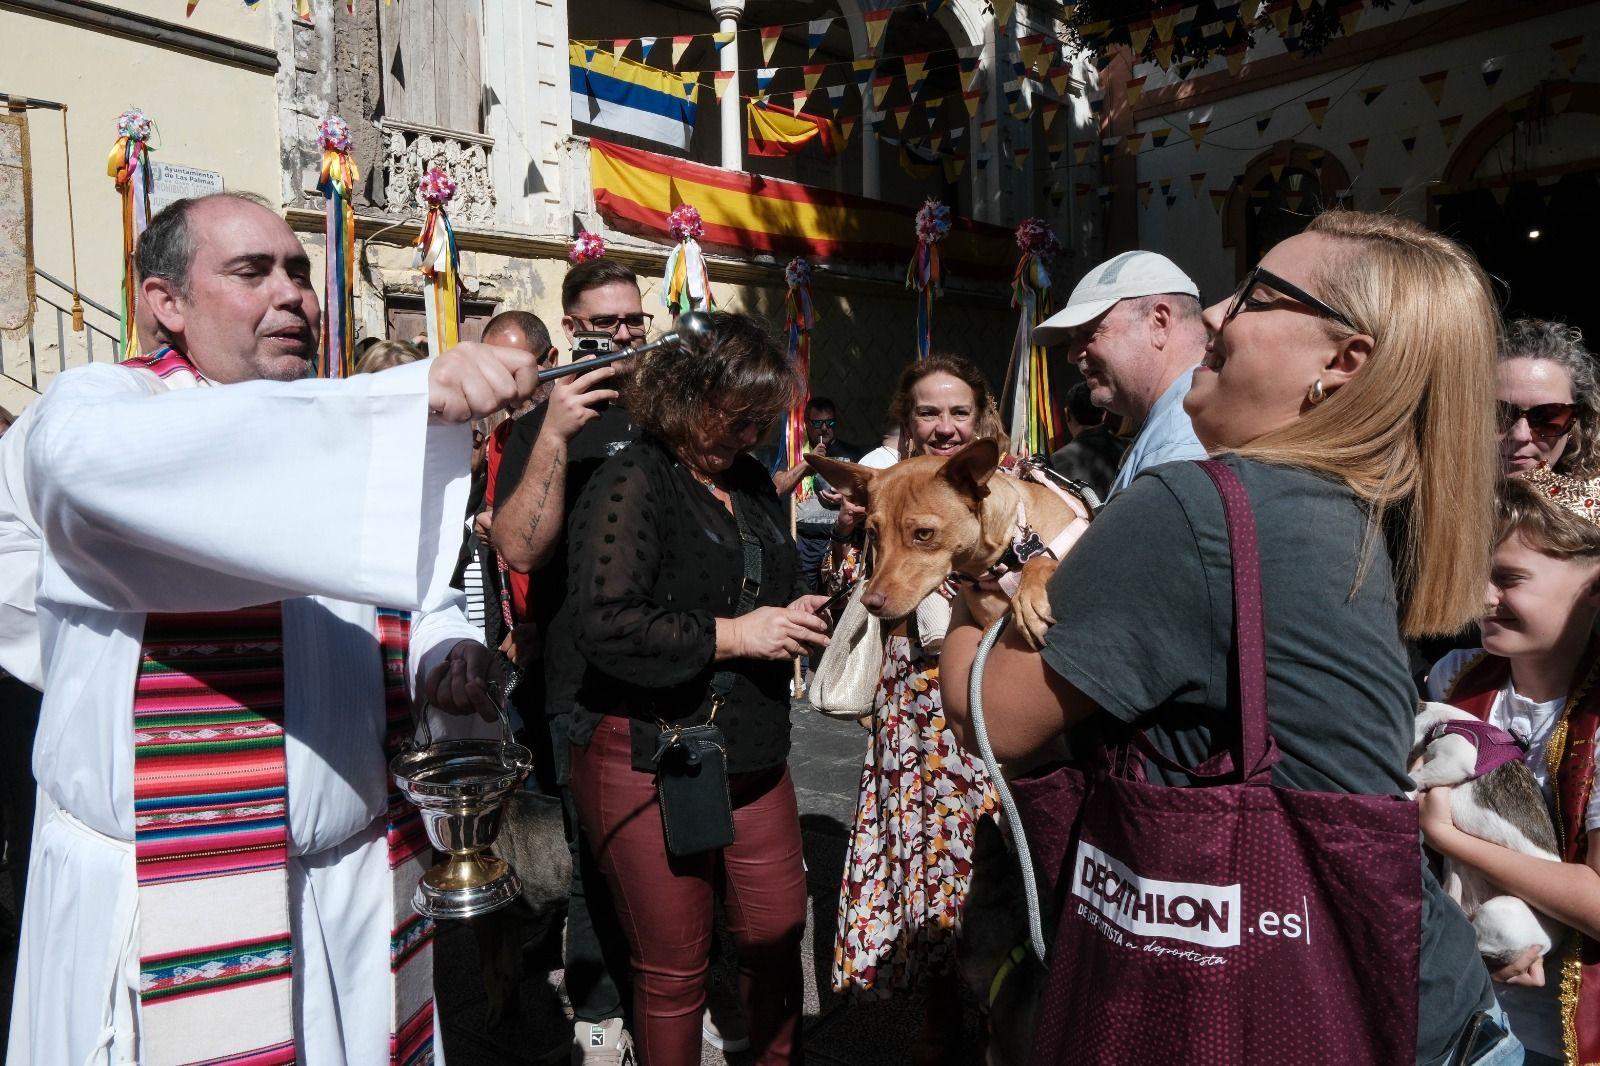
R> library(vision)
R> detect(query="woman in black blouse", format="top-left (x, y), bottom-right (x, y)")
top-left (565, 312), bottom-right (828, 1065)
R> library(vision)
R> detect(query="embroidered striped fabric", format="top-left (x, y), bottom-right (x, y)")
top-left (378, 608), bottom-right (437, 1065)
top-left (139, 934), bottom-right (294, 1003)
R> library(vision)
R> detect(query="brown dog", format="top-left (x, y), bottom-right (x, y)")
top-left (809, 437), bottom-right (1091, 646)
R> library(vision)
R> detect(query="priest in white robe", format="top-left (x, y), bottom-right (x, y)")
top-left (2, 191), bottom-right (545, 1065)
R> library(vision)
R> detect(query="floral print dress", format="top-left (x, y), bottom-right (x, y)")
top-left (829, 547), bottom-right (998, 998)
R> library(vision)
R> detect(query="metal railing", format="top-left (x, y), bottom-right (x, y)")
top-left (1, 269), bottom-right (121, 396)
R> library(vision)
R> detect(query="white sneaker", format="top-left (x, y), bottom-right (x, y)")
top-left (701, 984), bottom-right (751, 1053)
top-left (573, 1018), bottom-right (635, 1065)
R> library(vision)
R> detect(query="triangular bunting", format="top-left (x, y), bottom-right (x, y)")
top-left (1159, 178), bottom-right (1173, 197)
top-left (1490, 183), bottom-right (1509, 206)
top-left (639, 37), bottom-right (658, 62)
top-left (1348, 138), bottom-right (1368, 165)
top-left (1073, 140), bottom-right (1090, 164)
top-left (760, 26), bottom-right (781, 65)
top-left (872, 75), bottom-right (894, 109)
top-left (853, 59), bottom-right (876, 95)
top-left (962, 89), bottom-right (982, 119)
top-left (1400, 131), bottom-right (1417, 155)
top-left (681, 73), bottom-right (700, 103)
top-left (1225, 45), bottom-right (1246, 77)
top-left (1151, 127), bottom-right (1171, 148)
top-left (613, 38), bottom-right (633, 57)
top-left (1043, 99), bottom-right (1062, 130)
top-left (713, 70), bottom-right (734, 101)
top-left (1138, 182), bottom-right (1153, 207)
top-left (1124, 131), bottom-right (1146, 155)
top-left (1481, 57), bottom-right (1504, 88)
top-left (1255, 113), bottom-right (1272, 133)
top-left (1418, 70), bottom-right (1448, 107)
top-left (1269, 163), bottom-right (1284, 183)
top-left (1553, 36), bottom-right (1584, 76)
top-left (757, 67), bottom-right (778, 95)
top-left (992, 0), bottom-right (1016, 32)
top-left (1209, 188), bottom-right (1228, 212)
top-left (1130, 20), bottom-right (1154, 55)
top-left (1152, 4), bottom-right (1182, 42)
top-left (1188, 120), bottom-right (1209, 148)
top-left (1126, 76), bottom-right (1147, 107)
top-left (1018, 34), bottom-right (1046, 74)
top-left (793, 90), bottom-right (809, 113)
top-left (1305, 97), bottom-right (1329, 128)
top-left (1267, 0), bottom-right (1292, 36)
top-left (1047, 144), bottom-right (1064, 166)
top-left (1439, 114), bottom-right (1462, 147)
top-left (904, 51), bottom-right (930, 88)
top-left (980, 118), bottom-right (997, 144)
top-left (1048, 65), bottom-right (1071, 97)
top-left (806, 18), bottom-right (832, 58)
top-left (670, 35), bottom-right (692, 69)
top-left (825, 83), bottom-right (846, 109)
top-left (1190, 172), bottom-right (1205, 196)
top-left (863, 8), bottom-right (892, 52)
top-left (960, 58), bottom-right (984, 93)
top-left (1015, 146), bottom-right (1031, 168)
top-left (1153, 40), bottom-right (1175, 69)
top-left (1286, 190), bottom-right (1305, 213)
top-left (1165, 195), bottom-right (1178, 207)
top-left (802, 65), bottom-right (825, 95)
top-left (839, 115), bottom-right (857, 143)
top-left (712, 31), bottom-right (735, 52)
top-left (890, 104), bottom-right (911, 132)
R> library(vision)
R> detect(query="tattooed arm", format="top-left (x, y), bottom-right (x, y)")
top-left (490, 364), bottom-right (617, 573)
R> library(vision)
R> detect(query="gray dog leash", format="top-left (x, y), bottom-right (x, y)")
top-left (968, 615), bottom-right (1048, 962)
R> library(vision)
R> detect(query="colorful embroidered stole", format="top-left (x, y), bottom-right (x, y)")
top-left (125, 349), bottom-right (435, 1062)
top-left (1447, 646), bottom-right (1600, 1066)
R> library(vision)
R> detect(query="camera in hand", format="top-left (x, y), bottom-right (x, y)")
top-left (572, 331), bottom-right (614, 356)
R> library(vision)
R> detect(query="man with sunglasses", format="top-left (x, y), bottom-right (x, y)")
top-left (1034, 250), bottom-right (1209, 500)
top-left (773, 396), bottom-right (861, 591)
top-left (488, 257), bottom-right (649, 1065)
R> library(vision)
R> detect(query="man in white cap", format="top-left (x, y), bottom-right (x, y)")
top-left (1033, 250), bottom-right (1208, 498)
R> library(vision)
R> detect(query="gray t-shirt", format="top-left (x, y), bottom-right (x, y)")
top-left (1040, 456), bottom-right (1490, 1064)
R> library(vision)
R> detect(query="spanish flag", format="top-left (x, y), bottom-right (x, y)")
top-left (746, 101), bottom-right (840, 159)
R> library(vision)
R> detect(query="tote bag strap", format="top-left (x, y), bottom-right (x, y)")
top-left (1131, 460), bottom-right (1279, 785)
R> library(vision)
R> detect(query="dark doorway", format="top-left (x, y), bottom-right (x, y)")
top-left (1435, 168), bottom-right (1600, 341)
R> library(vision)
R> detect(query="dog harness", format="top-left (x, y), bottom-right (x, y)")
top-left (963, 459), bottom-right (1097, 599)
top-left (1424, 718), bottom-right (1527, 779)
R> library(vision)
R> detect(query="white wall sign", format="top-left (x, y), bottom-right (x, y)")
top-left (150, 162), bottom-right (225, 214)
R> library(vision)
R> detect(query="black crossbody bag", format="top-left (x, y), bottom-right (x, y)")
top-left (652, 494), bottom-right (764, 857)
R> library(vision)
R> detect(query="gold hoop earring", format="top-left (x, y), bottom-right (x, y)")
top-left (1307, 379), bottom-right (1326, 406)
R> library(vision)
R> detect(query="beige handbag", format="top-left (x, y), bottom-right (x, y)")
top-left (809, 581), bottom-right (884, 719)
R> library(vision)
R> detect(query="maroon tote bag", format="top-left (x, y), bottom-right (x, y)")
top-left (990, 461), bottom-right (1423, 1064)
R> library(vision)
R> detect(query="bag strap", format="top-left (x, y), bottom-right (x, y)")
top-left (1130, 461), bottom-right (1278, 784)
top-left (707, 493), bottom-right (765, 712)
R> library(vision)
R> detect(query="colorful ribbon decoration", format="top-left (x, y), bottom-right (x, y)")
top-left (316, 117), bottom-right (359, 379)
top-left (413, 167), bottom-right (461, 355)
top-left (662, 203), bottom-right (714, 315)
top-left (569, 230), bottom-right (607, 263)
top-left (906, 198), bottom-right (949, 361)
top-left (782, 257), bottom-right (815, 502)
top-left (1004, 218), bottom-right (1062, 458)
top-left (107, 108), bottom-right (154, 360)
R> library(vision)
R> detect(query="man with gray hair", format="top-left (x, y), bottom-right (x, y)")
top-left (1, 191), bottom-right (545, 1064)
top-left (1034, 251), bottom-right (1209, 498)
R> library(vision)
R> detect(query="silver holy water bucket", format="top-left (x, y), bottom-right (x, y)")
top-left (390, 688), bottom-right (532, 920)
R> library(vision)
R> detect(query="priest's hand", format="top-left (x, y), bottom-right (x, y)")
top-left (422, 638), bottom-right (502, 722)
top-left (428, 343), bottom-right (541, 423)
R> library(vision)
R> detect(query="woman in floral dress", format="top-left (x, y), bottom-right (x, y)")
top-left (824, 355), bottom-right (1006, 1061)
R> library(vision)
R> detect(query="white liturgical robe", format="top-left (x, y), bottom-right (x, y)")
top-left (2, 358), bottom-right (485, 1065)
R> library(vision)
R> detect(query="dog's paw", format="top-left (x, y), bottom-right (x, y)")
top-left (1012, 557), bottom-right (1060, 649)
top-left (1474, 895), bottom-right (1554, 963)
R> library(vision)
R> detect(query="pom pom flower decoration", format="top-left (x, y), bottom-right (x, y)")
top-left (115, 109), bottom-right (153, 143)
top-left (317, 116), bottom-right (353, 154)
top-left (569, 230), bottom-right (607, 264)
top-left (418, 167), bottom-right (458, 208)
top-left (914, 198), bottom-right (952, 244)
top-left (1015, 217), bottom-right (1061, 260)
top-left (784, 257), bottom-right (812, 289)
top-left (666, 203), bottom-right (705, 243)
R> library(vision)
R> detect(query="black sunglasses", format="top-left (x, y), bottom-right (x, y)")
top-left (1225, 267), bottom-right (1356, 332)
top-left (808, 418), bottom-right (837, 429)
top-left (1497, 401), bottom-right (1578, 441)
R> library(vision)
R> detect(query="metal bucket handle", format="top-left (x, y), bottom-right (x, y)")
top-left (406, 662), bottom-right (524, 757)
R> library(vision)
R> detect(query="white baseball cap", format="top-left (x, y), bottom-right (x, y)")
top-left (1032, 251), bottom-right (1200, 346)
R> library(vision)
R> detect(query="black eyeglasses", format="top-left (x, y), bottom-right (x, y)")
top-left (1225, 267), bottom-right (1356, 332)
top-left (808, 418), bottom-right (837, 429)
top-left (576, 312), bottom-right (653, 334)
top-left (1498, 401), bottom-right (1578, 441)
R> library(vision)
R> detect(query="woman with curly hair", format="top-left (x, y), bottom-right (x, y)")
top-left (1498, 318), bottom-right (1600, 478)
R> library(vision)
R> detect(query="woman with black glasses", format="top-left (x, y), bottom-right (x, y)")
top-left (940, 211), bottom-right (1511, 1063)
top-left (1497, 318), bottom-right (1599, 477)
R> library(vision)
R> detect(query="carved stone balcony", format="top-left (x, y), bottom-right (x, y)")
top-left (380, 119), bottom-right (496, 226)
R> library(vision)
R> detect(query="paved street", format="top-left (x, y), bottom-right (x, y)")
top-left (0, 702), bottom-right (951, 1064)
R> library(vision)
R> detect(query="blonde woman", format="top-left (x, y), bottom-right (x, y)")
top-left (353, 339), bottom-right (425, 376)
top-left (825, 354), bottom-right (1006, 1061)
top-left (941, 212), bottom-right (1507, 1062)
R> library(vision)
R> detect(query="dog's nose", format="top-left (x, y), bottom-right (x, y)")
top-left (862, 590), bottom-right (887, 613)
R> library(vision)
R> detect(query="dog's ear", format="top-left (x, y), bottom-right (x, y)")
top-left (809, 454), bottom-right (874, 507)
top-left (940, 437), bottom-right (1002, 501)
